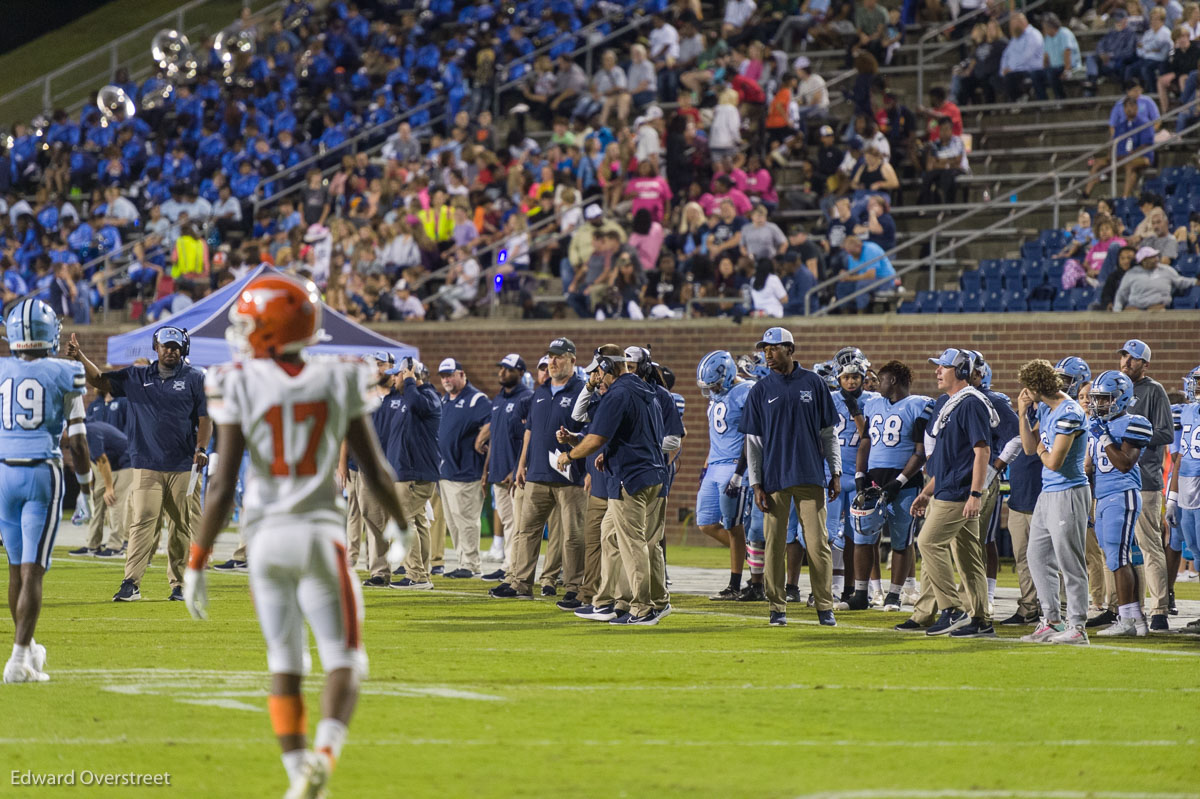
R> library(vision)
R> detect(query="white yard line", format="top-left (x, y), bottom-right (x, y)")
top-left (794, 791), bottom-right (1200, 799)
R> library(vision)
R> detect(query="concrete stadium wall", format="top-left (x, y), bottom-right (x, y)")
top-left (75, 312), bottom-right (1200, 544)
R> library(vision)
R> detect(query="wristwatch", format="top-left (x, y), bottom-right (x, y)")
top-left (970, 490), bottom-right (982, 498)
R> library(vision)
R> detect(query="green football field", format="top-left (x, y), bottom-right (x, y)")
top-left (2, 541), bottom-right (1199, 799)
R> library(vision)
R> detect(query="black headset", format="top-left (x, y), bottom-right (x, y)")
top-left (152, 326), bottom-right (190, 357)
top-left (951, 349), bottom-right (975, 381)
top-left (597, 355), bottom-right (621, 375)
top-left (633, 347), bottom-right (656, 381)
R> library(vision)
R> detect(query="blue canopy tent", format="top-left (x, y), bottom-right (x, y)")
top-left (106, 265), bottom-right (418, 366)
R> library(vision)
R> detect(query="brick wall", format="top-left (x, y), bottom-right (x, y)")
top-left (74, 312), bottom-right (1200, 543)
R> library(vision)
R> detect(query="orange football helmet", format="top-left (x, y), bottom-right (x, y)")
top-left (226, 274), bottom-right (322, 359)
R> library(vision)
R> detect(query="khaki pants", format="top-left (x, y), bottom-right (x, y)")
top-left (355, 469), bottom-right (391, 579)
top-left (345, 470), bottom-right (364, 568)
top-left (977, 479), bottom-right (1000, 547)
top-left (610, 483), bottom-right (668, 617)
top-left (492, 482), bottom-right (523, 571)
top-left (124, 469), bottom-right (195, 589)
top-left (431, 489), bottom-right (446, 569)
top-left (765, 485), bottom-right (830, 613)
top-left (540, 506), bottom-right (564, 588)
top-left (398, 480), bottom-right (437, 581)
top-left (1006, 509), bottom-right (1041, 618)
top-left (592, 502), bottom-right (630, 612)
top-left (911, 498), bottom-right (987, 623)
top-left (581, 495), bottom-right (607, 604)
top-left (1085, 522), bottom-right (1117, 610)
top-left (440, 479), bottom-right (484, 574)
top-left (506, 482), bottom-right (587, 594)
top-left (87, 467), bottom-right (131, 550)
top-left (1136, 489), bottom-right (1168, 615)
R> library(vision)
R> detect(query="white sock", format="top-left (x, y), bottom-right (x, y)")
top-left (869, 579), bottom-right (881, 596)
top-left (281, 750), bottom-right (306, 781)
top-left (749, 566), bottom-right (763, 575)
top-left (491, 536), bottom-right (504, 551)
top-left (832, 576), bottom-right (845, 596)
top-left (1118, 601), bottom-right (1143, 620)
top-left (987, 578), bottom-right (997, 604)
top-left (888, 583), bottom-right (904, 595)
top-left (11, 643), bottom-right (29, 663)
top-left (904, 577), bottom-right (917, 591)
top-left (854, 580), bottom-right (868, 591)
top-left (314, 718), bottom-right (348, 763)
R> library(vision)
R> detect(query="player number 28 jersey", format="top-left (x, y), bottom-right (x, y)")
top-left (0, 356), bottom-right (85, 461)
top-left (206, 357), bottom-right (377, 532)
top-left (1090, 413), bottom-right (1153, 498)
top-left (706, 381), bottom-right (752, 464)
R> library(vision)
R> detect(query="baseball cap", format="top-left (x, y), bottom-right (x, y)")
top-left (497, 353), bottom-right (526, 370)
top-left (584, 203), bottom-right (603, 221)
top-left (792, 55), bottom-right (811, 71)
top-left (1119, 339), bottom-right (1152, 362)
top-left (928, 348), bottom-right (965, 367)
top-left (370, 350), bottom-right (396, 366)
top-left (438, 357), bottom-right (464, 375)
top-left (537, 355), bottom-right (550, 369)
top-left (393, 278), bottom-right (410, 292)
top-left (1135, 246), bottom-right (1159, 262)
top-left (819, 125), bottom-right (834, 137)
top-left (848, 135), bottom-right (865, 150)
top-left (756, 327), bottom-right (795, 349)
top-left (547, 337), bottom-right (576, 355)
top-left (624, 345), bottom-right (649, 365)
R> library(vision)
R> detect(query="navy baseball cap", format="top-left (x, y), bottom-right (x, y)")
top-left (756, 327), bottom-right (795, 349)
top-left (1119, 339), bottom-right (1152, 362)
top-left (438, 358), bottom-right (464, 375)
top-left (497, 353), bottom-right (526, 371)
top-left (929, 348), bottom-right (966, 367)
top-left (547, 337), bottom-right (576, 356)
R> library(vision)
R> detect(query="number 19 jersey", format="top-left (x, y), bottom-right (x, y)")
top-left (206, 357), bottom-right (378, 533)
top-left (706, 380), bottom-right (753, 465)
top-left (0, 356), bottom-right (86, 461)
top-left (863, 393), bottom-right (935, 470)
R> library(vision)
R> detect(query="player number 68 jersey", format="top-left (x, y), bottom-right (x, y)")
top-left (1090, 413), bottom-right (1153, 498)
top-left (206, 357), bottom-right (378, 532)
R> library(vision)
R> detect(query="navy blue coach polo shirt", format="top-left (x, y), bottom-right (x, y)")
top-left (984, 388), bottom-right (1019, 461)
top-left (524, 374), bottom-right (585, 485)
top-left (654, 383), bottom-right (685, 497)
top-left (438, 381), bottom-right (491, 482)
top-left (382, 379), bottom-right (441, 482)
top-left (739, 361), bottom-right (836, 494)
top-left (104, 362), bottom-right (206, 472)
top-left (926, 393), bottom-right (993, 502)
top-left (85, 420), bottom-right (130, 471)
top-left (588, 373), bottom-right (666, 496)
top-left (488, 384), bottom-right (532, 483)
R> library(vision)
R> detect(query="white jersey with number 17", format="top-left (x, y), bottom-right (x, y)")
top-left (205, 357), bottom-right (378, 535)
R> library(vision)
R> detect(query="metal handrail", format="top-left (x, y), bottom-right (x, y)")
top-left (805, 104), bottom-right (1200, 316)
top-left (915, 0), bottom-right (1046, 101)
top-left (253, 5), bottom-right (654, 213)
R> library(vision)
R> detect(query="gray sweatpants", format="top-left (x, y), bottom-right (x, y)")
top-left (1027, 484), bottom-right (1092, 627)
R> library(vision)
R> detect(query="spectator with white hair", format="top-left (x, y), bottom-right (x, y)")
top-left (999, 13), bottom-right (1045, 101)
top-left (1113, 246), bottom-right (1199, 311)
top-left (1034, 13), bottom-right (1080, 101)
top-left (627, 44), bottom-right (658, 112)
top-left (1130, 8), bottom-right (1173, 90)
top-left (709, 88), bottom-right (743, 163)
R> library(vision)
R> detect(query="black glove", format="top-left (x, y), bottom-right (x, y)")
top-left (854, 474), bottom-right (866, 492)
top-left (840, 389), bottom-right (860, 418)
top-left (882, 480), bottom-right (902, 502)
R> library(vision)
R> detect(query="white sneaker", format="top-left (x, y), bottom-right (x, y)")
top-left (3, 657), bottom-right (49, 684)
top-left (1048, 625), bottom-right (1089, 646)
top-left (29, 642), bottom-right (45, 673)
top-left (987, 601), bottom-right (995, 618)
top-left (833, 600), bottom-right (850, 611)
top-left (1133, 617), bottom-right (1149, 636)
top-left (900, 586), bottom-right (920, 606)
top-left (1020, 620), bottom-right (1064, 643)
top-left (1097, 618), bottom-right (1141, 637)
top-left (482, 548), bottom-right (504, 563)
top-left (283, 750), bottom-right (332, 799)
top-left (870, 591), bottom-right (885, 608)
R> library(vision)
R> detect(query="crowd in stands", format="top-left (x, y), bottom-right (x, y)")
top-left (1, 0), bottom-right (1199, 325)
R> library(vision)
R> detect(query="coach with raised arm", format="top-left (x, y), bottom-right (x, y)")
top-left (739, 327), bottom-right (841, 629)
top-left (68, 329), bottom-right (210, 604)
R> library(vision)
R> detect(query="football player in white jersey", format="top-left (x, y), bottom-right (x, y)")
top-left (183, 275), bottom-right (409, 799)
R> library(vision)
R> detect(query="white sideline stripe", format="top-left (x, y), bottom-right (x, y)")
top-left (794, 792), bottom-right (1200, 799)
top-left (0, 738), bottom-right (1194, 749)
top-left (176, 698), bottom-right (263, 713)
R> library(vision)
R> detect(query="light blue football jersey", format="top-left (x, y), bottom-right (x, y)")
top-left (864, 393), bottom-right (935, 470)
top-left (706, 380), bottom-right (753, 464)
top-left (1037, 397), bottom-right (1088, 491)
top-left (1176, 403), bottom-right (1200, 477)
top-left (1091, 413), bottom-right (1153, 498)
top-left (831, 390), bottom-right (878, 470)
top-left (0, 356), bottom-right (85, 461)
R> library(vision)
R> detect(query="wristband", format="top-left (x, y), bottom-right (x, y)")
top-left (970, 490), bottom-right (982, 498)
top-left (1168, 491), bottom-right (1179, 503)
top-left (188, 543), bottom-right (212, 571)
top-left (855, 472), bottom-right (865, 480)
top-left (67, 422), bottom-right (87, 437)
top-left (895, 473), bottom-right (909, 486)
top-left (75, 470), bottom-right (92, 485)
top-left (1098, 434), bottom-right (1114, 451)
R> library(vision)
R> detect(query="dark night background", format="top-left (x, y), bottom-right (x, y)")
top-left (0, 0), bottom-right (116, 55)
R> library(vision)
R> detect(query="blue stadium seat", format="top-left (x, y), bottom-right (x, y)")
top-left (983, 289), bottom-right (1005, 313)
top-left (960, 290), bottom-right (984, 313)
top-left (1044, 260), bottom-right (1064, 287)
top-left (1176, 254), bottom-right (1200, 278)
top-left (1052, 291), bottom-right (1075, 311)
top-left (1021, 241), bottom-right (1043, 260)
top-left (1071, 287), bottom-right (1097, 309)
top-left (916, 290), bottom-right (939, 314)
top-left (960, 270), bottom-right (982, 293)
top-left (1144, 177), bottom-right (1168, 197)
top-left (1001, 262), bottom-right (1025, 290)
top-left (1172, 286), bottom-right (1200, 309)
top-left (938, 290), bottom-right (963, 313)
top-left (1004, 289), bottom-right (1028, 312)
top-left (897, 300), bottom-right (918, 314)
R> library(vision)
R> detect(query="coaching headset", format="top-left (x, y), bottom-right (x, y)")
top-left (152, 326), bottom-right (190, 357)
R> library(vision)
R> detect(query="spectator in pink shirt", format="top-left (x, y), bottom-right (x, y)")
top-left (699, 175), bottom-right (753, 215)
top-left (742, 153), bottom-right (778, 210)
top-left (711, 156), bottom-right (749, 193)
top-left (629, 208), bottom-right (665, 273)
top-left (624, 162), bottom-right (674, 223)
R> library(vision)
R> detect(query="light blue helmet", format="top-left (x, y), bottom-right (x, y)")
top-left (736, 352), bottom-right (770, 380)
top-left (6, 298), bottom-right (61, 355)
top-left (979, 361), bottom-right (993, 390)
top-left (697, 350), bottom-right (737, 398)
top-left (835, 346), bottom-right (869, 371)
top-left (1054, 356), bottom-right (1092, 399)
top-left (1183, 365), bottom-right (1200, 403)
top-left (1089, 370), bottom-right (1134, 420)
top-left (521, 371), bottom-right (534, 390)
top-left (851, 485), bottom-right (888, 538)
top-left (814, 360), bottom-right (839, 389)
